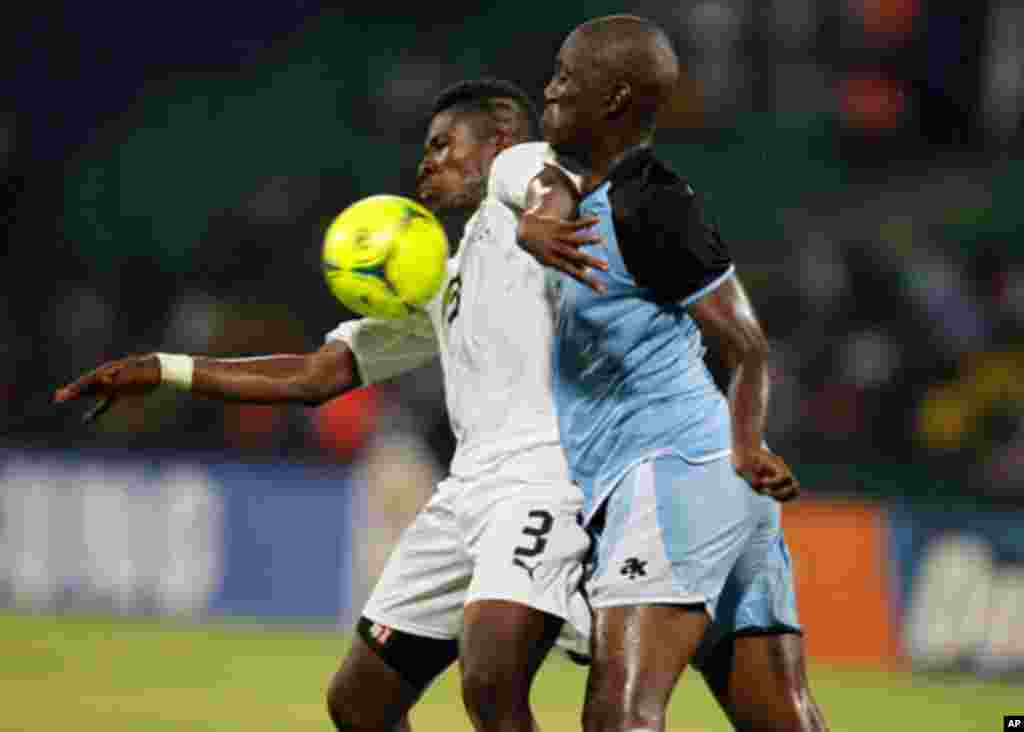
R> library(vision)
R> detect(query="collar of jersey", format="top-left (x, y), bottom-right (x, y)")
top-left (603, 144), bottom-right (655, 191)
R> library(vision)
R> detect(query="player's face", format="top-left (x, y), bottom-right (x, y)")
top-left (543, 31), bottom-right (603, 158)
top-left (417, 111), bottom-right (495, 213)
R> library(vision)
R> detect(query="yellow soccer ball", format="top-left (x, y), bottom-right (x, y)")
top-left (322, 195), bottom-right (449, 319)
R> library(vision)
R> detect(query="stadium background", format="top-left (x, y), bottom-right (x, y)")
top-left (2, 1), bottom-right (1023, 729)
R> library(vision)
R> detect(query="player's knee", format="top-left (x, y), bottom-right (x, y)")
top-left (789, 684), bottom-right (827, 732)
top-left (734, 685), bottom-right (826, 732)
top-left (461, 665), bottom-right (530, 726)
top-left (325, 673), bottom-right (361, 732)
top-left (325, 670), bottom-right (403, 732)
top-left (764, 683), bottom-right (826, 732)
top-left (325, 691), bottom-right (410, 732)
top-left (583, 711), bottom-right (661, 732)
top-left (581, 696), bottom-right (610, 732)
top-left (582, 692), bottom-right (662, 732)
top-left (325, 680), bottom-right (353, 731)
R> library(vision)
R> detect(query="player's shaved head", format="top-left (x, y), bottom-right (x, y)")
top-left (568, 15), bottom-right (679, 131)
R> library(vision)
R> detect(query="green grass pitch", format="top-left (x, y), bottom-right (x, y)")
top-left (1, 613), bottom-right (1019, 731)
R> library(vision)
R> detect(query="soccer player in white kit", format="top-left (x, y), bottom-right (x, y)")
top-left (54, 79), bottom-right (593, 732)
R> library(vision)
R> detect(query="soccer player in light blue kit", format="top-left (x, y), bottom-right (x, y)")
top-left (515, 15), bottom-right (829, 732)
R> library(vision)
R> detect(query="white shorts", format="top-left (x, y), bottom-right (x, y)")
top-left (363, 474), bottom-right (591, 643)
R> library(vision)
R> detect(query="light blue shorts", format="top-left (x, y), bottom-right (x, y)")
top-left (587, 453), bottom-right (801, 655)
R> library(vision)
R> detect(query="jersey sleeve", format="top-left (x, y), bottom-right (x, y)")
top-left (488, 142), bottom-right (551, 210)
top-left (610, 160), bottom-right (734, 305)
top-left (324, 312), bottom-right (438, 385)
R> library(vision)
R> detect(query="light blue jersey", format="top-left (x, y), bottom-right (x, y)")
top-left (550, 149), bottom-right (736, 523)
top-left (547, 148), bottom-right (802, 642)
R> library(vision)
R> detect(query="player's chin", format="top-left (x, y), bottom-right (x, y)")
top-left (542, 114), bottom-right (569, 150)
top-left (417, 188), bottom-right (443, 213)
top-left (541, 123), bottom-right (563, 149)
top-left (544, 132), bottom-right (576, 159)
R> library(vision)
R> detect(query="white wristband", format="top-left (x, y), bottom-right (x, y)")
top-left (156, 353), bottom-right (195, 391)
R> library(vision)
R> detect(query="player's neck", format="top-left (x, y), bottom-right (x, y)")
top-left (580, 132), bottom-right (653, 194)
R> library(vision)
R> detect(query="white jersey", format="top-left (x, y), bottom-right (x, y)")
top-left (327, 142), bottom-right (567, 484)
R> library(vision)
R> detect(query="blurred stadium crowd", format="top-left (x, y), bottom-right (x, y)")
top-left (3, 1), bottom-right (1023, 504)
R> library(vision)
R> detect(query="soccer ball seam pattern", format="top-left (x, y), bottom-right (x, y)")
top-left (322, 195), bottom-right (449, 319)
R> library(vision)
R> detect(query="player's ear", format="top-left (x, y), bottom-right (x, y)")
top-left (607, 81), bottom-right (632, 118)
top-left (488, 98), bottom-right (524, 153)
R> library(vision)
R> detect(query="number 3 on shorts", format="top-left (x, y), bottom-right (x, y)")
top-left (514, 510), bottom-right (554, 558)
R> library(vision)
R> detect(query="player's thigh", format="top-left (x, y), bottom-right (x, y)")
top-left (459, 489), bottom-right (589, 715)
top-left (583, 457), bottom-right (755, 731)
top-left (587, 455), bottom-right (754, 615)
top-left (694, 497), bottom-right (802, 672)
top-left (331, 491), bottom-right (466, 728)
top-left (584, 604), bottom-right (709, 732)
top-left (465, 487), bottom-right (591, 640)
top-left (363, 486), bottom-right (471, 642)
top-left (459, 599), bottom-right (565, 700)
top-left (700, 632), bottom-right (826, 732)
top-left (327, 633), bottom-right (424, 731)
top-left (696, 499), bottom-right (820, 730)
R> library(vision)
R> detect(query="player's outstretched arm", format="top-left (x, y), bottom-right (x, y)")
top-left (690, 276), bottom-right (799, 502)
top-left (517, 167), bottom-right (607, 293)
top-left (53, 341), bottom-right (360, 422)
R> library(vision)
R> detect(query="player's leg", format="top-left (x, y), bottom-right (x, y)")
top-left (700, 631), bottom-right (826, 732)
top-left (581, 456), bottom-right (755, 732)
top-left (696, 500), bottom-right (828, 731)
top-left (460, 599), bottom-right (564, 732)
top-left (458, 487), bottom-right (592, 732)
top-left (583, 603), bottom-right (709, 732)
top-left (327, 487), bottom-right (466, 731)
top-left (327, 622), bottom-right (456, 732)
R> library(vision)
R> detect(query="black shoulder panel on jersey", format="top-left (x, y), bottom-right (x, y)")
top-left (607, 148), bottom-right (732, 304)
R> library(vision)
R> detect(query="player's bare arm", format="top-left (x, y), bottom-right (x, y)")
top-left (53, 341), bottom-right (360, 421)
top-left (517, 166), bottom-right (607, 293)
top-left (689, 276), bottom-right (800, 502)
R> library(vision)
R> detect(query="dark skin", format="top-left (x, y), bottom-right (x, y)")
top-left (55, 102), bottom-right (566, 732)
top-left (519, 14), bottom-right (826, 732)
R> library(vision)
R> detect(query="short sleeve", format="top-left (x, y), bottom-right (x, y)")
top-left (325, 312), bottom-right (438, 385)
top-left (488, 142), bottom-right (551, 210)
top-left (610, 160), bottom-right (733, 304)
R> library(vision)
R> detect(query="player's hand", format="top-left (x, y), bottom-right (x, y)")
top-left (732, 446), bottom-right (800, 503)
top-left (53, 354), bottom-right (162, 423)
top-left (517, 211), bottom-right (608, 293)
